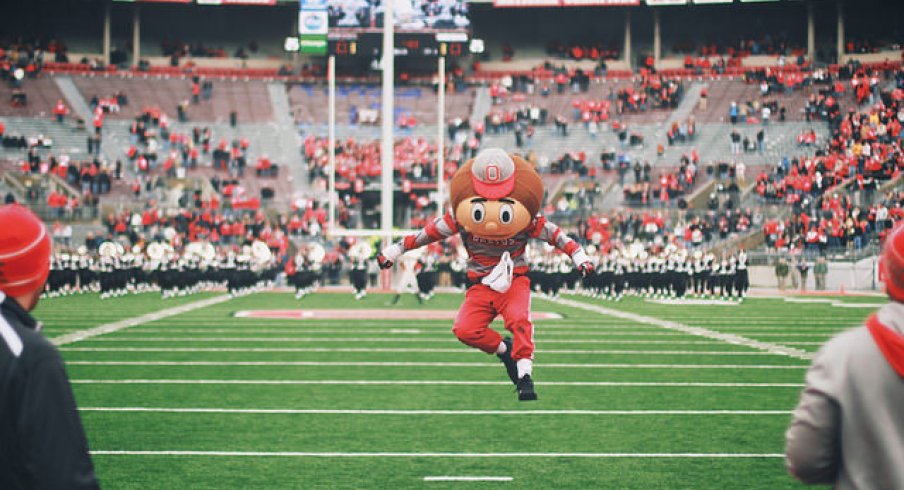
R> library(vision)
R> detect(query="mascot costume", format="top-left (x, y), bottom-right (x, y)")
top-left (378, 149), bottom-right (593, 401)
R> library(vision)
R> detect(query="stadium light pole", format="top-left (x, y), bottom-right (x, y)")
top-left (328, 55), bottom-right (336, 238)
top-left (836, 0), bottom-right (844, 64)
top-left (132, 4), bottom-right (141, 68)
top-left (436, 56), bottom-right (445, 218)
top-left (102, 2), bottom-right (111, 66)
top-left (381, 0), bottom-right (395, 250)
top-left (652, 9), bottom-right (661, 69)
top-left (807, 1), bottom-right (816, 64)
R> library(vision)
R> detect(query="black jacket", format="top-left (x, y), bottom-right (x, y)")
top-left (0, 294), bottom-right (100, 489)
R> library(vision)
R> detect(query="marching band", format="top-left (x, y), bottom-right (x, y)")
top-left (45, 237), bottom-right (750, 304)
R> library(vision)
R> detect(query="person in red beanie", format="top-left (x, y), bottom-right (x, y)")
top-left (0, 204), bottom-right (100, 489)
top-left (785, 221), bottom-right (904, 489)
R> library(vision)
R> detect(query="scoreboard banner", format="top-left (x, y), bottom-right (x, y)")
top-left (493, 0), bottom-right (639, 6)
top-left (492, 0), bottom-right (561, 6)
top-left (197, 0), bottom-right (277, 4)
top-left (113, 0), bottom-right (192, 3)
top-left (328, 32), bottom-right (467, 58)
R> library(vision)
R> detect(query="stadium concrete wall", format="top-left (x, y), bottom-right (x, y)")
top-left (749, 257), bottom-right (881, 293)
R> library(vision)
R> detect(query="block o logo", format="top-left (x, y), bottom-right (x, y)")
top-left (485, 164), bottom-right (499, 182)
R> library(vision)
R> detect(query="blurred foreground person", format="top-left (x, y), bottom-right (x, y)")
top-left (785, 223), bottom-right (904, 488)
top-left (0, 205), bottom-right (100, 489)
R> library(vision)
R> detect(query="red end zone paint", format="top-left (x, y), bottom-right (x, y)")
top-left (234, 310), bottom-right (563, 320)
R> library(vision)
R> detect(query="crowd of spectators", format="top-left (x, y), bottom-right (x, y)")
top-left (303, 135), bottom-right (465, 186)
top-left (1, 38), bottom-right (57, 88)
top-left (575, 204), bottom-right (757, 253)
top-left (2, 107), bottom-right (115, 219)
top-left (755, 63), bottom-right (904, 255)
top-left (161, 40), bottom-right (261, 62)
top-left (621, 152), bottom-right (700, 208)
top-left (672, 37), bottom-right (805, 59)
top-left (763, 188), bottom-right (904, 255)
top-left (544, 41), bottom-right (620, 62)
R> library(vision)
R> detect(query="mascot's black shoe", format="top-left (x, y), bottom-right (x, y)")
top-left (517, 374), bottom-right (538, 401)
top-left (497, 337), bottom-right (518, 385)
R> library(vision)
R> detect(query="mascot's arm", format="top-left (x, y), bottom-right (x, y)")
top-left (529, 216), bottom-right (594, 276)
top-left (377, 212), bottom-right (458, 269)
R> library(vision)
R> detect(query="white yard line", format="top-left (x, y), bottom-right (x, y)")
top-left (65, 361), bottom-right (807, 369)
top-left (79, 333), bottom-right (698, 342)
top-left (70, 379), bottom-right (804, 387)
top-left (58, 338), bottom-right (730, 345)
top-left (80, 407), bottom-right (790, 415)
top-left (91, 450), bottom-right (784, 458)
top-left (551, 297), bottom-right (814, 360)
top-left (424, 476), bottom-right (512, 482)
top-left (59, 347), bottom-right (774, 356)
top-left (62, 337), bottom-right (729, 344)
top-left (50, 295), bottom-right (232, 346)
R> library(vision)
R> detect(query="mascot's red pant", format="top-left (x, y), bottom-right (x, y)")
top-left (452, 275), bottom-right (534, 361)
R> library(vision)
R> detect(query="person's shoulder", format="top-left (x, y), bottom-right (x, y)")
top-left (0, 316), bottom-right (60, 365)
top-left (817, 326), bottom-right (871, 362)
top-left (18, 327), bottom-right (60, 361)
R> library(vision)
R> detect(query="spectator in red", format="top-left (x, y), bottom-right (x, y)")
top-left (53, 100), bottom-right (68, 123)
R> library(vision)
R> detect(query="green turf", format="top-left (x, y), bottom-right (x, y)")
top-left (34, 290), bottom-right (866, 489)
top-left (34, 292), bottom-right (221, 335)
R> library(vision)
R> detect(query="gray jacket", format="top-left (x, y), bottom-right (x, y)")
top-left (785, 301), bottom-right (904, 489)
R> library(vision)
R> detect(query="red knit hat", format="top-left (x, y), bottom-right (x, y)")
top-left (882, 222), bottom-right (904, 303)
top-left (0, 205), bottom-right (52, 298)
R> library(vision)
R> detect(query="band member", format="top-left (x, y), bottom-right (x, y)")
top-left (735, 249), bottom-right (750, 302)
top-left (347, 241), bottom-right (371, 300)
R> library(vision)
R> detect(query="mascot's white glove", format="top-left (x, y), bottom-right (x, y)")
top-left (571, 249), bottom-right (594, 277)
top-left (482, 251), bottom-right (514, 293)
top-left (377, 243), bottom-right (405, 269)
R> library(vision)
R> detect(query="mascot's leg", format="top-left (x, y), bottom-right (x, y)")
top-left (452, 284), bottom-right (517, 386)
top-left (499, 276), bottom-right (537, 401)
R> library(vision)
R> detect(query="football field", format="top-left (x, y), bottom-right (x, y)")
top-left (34, 290), bottom-right (880, 489)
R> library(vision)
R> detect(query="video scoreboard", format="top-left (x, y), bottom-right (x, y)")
top-left (328, 32), bottom-right (469, 58)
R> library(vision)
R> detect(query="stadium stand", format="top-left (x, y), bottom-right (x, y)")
top-left (69, 74), bottom-right (274, 124)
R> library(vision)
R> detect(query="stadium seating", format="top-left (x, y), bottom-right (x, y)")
top-left (69, 74), bottom-right (274, 124)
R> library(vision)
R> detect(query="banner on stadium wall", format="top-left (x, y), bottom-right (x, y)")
top-left (645, 0), bottom-right (687, 5)
top-left (300, 35), bottom-right (327, 54)
top-left (197, 0), bottom-right (277, 4)
top-left (494, 0), bottom-right (639, 5)
top-left (690, 0), bottom-right (733, 3)
top-left (562, 0), bottom-right (640, 5)
top-left (299, 10), bottom-right (328, 35)
top-left (300, 0), bottom-right (327, 8)
top-left (113, 0), bottom-right (192, 3)
top-left (298, 0), bottom-right (327, 54)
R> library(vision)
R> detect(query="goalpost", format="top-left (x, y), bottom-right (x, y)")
top-left (324, 3), bottom-right (448, 244)
top-left (323, 3), bottom-right (448, 289)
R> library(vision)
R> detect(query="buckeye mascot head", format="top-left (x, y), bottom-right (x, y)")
top-left (449, 149), bottom-right (543, 240)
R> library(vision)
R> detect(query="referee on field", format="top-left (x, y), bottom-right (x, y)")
top-left (0, 205), bottom-right (100, 489)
